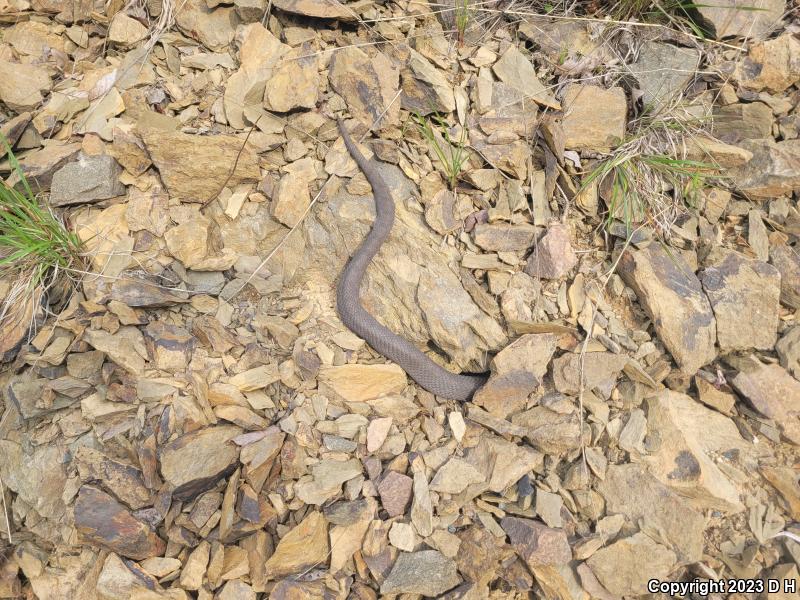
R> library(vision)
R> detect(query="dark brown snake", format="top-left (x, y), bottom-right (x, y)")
top-left (336, 119), bottom-right (488, 401)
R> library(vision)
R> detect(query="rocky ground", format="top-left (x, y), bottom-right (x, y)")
top-left (0, 0), bottom-right (799, 599)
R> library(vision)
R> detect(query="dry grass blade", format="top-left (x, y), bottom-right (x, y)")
top-left (579, 98), bottom-right (719, 236)
top-left (0, 135), bottom-right (83, 346)
top-left (0, 474), bottom-right (10, 545)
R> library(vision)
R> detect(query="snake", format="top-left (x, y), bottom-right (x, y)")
top-left (336, 119), bottom-right (488, 401)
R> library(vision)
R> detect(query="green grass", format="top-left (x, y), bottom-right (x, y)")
top-left (455, 0), bottom-right (472, 46)
top-left (537, 1), bottom-right (710, 37)
top-left (578, 105), bottom-right (718, 235)
top-left (412, 113), bottom-right (469, 190)
top-left (0, 135), bottom-right (82, 328)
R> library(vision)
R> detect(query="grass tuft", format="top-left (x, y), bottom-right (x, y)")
top-left (0, 135), bottom-right (83, 341)
top-left (412, 113), bottom-right (470, 190)
top-left (579, 102), bottom-right (718, 235)
top-left (455, 0), bottom-right (472, 46)
top-left (524, 1), bottom-right (710, 37)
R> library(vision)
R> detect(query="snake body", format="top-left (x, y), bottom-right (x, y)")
top-left (336, 120), bottom-right (487, 401)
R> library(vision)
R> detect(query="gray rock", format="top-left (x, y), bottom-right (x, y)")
top-left (618, 244), bottom-right (716, 374)
top-left (50, 155), bottom-right (125, 206)
top-left (713, 102), bottom-right (773, 143)
top-left (700, 248), bottom-right (780, 352)
top-left (629, 42), bottom-right (700, 109)
top-left (380, 550), bottom-right (461, 596)
top-left (473, 223), bottom-right (537, 252)
top-left (695, 0), bottom-right (784, 40)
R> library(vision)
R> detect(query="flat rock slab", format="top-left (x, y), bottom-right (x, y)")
top-left (272, 0), bottom-right (356, 21)
top-left (159, 424), bottom-right (242, 500)
top-left (0, 440), bottom-right (68, 521)
top-left (696, 0), bottom-right (784, 40)
top-left (598, 463), bottom-right (706, 563)
top-left (618, 244), bottom-right (716, 374)
top-left (380, 550), bottom-right (461, 596)
top-left (731, 357), bottom-right (800, 446)
top-left (700, 249), bottom-right (780, 352)
top-left (74, 447), bottom-right (151, 510)
top-left (770, 244), bottom-right (800, 309)
top-left (732, 139), bottom-right (800, 199)
top-left (629, 41), bottom-right (700, 108)
top-left (561, 84), bottom-right (626, 152)
top-left (50, 155), bottom-right (126, 206)
top-left (302, 162), bottom-right (506, 372)
top-left (74, 486), bottom-right (165, 560)
top-left (264, 511), bottom-right (329, 579)
top-left (644, 390), bottom-right (751, 512)
top-left (142, 129), bottom-right (260, 203)
top-left (586, 532), bottom-right (676, 597)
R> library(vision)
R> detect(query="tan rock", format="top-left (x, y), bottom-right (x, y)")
top-left (618, 244), bottom-right (716, 374)
top-left (295, 459), bottom-right (363, 505)
top-left (737, 33), bottom-right (800, 93)
top-left (271, 171), bottom-right (311, 227)
top-left (179, 541), bottom-right (210, 590)
top-left (402, 50), bottom-right (456, 113)
top-left (329, 46), bottom-right (401, 130)
top-left (389, 522), bottom-right (418, 552)
top-left (731, 139), bottom-right (800, 199)
top-left (0, 60), bottom-right (52, 112)
top-left (731, 357), bottom-right (800, 445)
top-left (160, 425), bottom-right (242, 501)
top-left (586, 533), bottom-right (676, 597)
top-left (562, 84), bottom-right (626, 151)
top-left (686, 135), bottom-right (753, 168)
top-left (264, 512), bottom-right (329, 579)
top-left (264, 44), bottom-right (319, 112)
top-left (492, 45), bottom-right (560, 109)
top-left (229, 364), bottom-right (281, 391)
top-left (644, 390), bottom-right (750, 512)
top-left (142, 129), bottom-right (260, 203)
top-left (366, 417), bottom-right (393, 452)
top-left (319, 364), bottom-right (407, 402)
top-left (175, 0), bottom-right (239, 50)
top-left (430, 458), bottom-right (485, 494)
top-left (83, 327), bottom-right (146, 375)
top-left (162, 218), bottom-right (204, 265)
top-left (140, 557), bottom-right (182, 578)
top-left (224, 23), bottom-right (287, 129)
top-left (700, 248), bottom-right (780, 351)
top-left (271, 0), bottom-right (356, 20)
top-left (4, 20), bottom-right (65, 55)
top-left (695, 375), bottom-right (736, 415)
top-left (696, 0), bottom-right (784, 40)
top-left (108, 12), bottom-right (148, 45)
